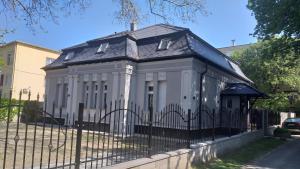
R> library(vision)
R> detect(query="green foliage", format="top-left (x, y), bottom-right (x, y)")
top-left (231, 38), bottom-right (300, 111)
top-left (273, 127), bottom-right (291, 138)
top-left (0, 99), bottom-right (20, 122)
top-left (21, 101), bottom-right (42, 123)
top-left (0, 57), bottom-right (4, 69)
top-left (247, 0), bottom-right (300, 39)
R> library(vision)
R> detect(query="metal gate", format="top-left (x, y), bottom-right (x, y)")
top-left (0, 92), bottom-right (191, 169)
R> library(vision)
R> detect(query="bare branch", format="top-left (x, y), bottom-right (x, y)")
top-left (148, 0), bottom-right (167, 22)
top-left (0, 0), bottom-right (207, 41)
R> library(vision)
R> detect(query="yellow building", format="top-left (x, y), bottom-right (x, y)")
top-left (0, 41), bottom-right (60, 100)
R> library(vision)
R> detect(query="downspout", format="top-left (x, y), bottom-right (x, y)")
top-left (198, 62), bottom-right (208, 130)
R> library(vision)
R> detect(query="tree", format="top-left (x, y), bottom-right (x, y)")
top-left (0, 0), bottom-right (206, 40)
top-left (232, 38), bottom-right (300, 112)
top-left (247, 0), bottom-right (300, 39)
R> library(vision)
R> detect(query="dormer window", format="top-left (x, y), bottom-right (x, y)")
top-left (97, 42), bottom-right (109, 53)
top-left (64, 52), bottom-right (74, 61)
top-left (158, 39), bottom-right (171, 50)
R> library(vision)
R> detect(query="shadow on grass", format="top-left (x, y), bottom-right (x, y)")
top-left (192, 137), bottom-right (286, 169)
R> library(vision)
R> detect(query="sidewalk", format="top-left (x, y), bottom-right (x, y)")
top-left (243, 136), bottom-right (300, 169)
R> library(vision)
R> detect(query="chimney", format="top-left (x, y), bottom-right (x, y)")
top-left (130, 21), bottom-right (137, 31)
top-left (231, 39), bottom-right (235, 46)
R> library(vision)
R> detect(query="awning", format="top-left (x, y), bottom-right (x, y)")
top-left (221, 83), bottom-right (267, 98)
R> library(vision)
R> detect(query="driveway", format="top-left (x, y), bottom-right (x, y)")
top-left (244, 136), bottom-right (300, 169)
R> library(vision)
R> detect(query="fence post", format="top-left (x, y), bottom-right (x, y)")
top-left (3, 90), bottom-right (12, 169)
top-left (187, 109), bottom-right (191, 148)
top-left (212, 109), bottom-right (215, 141)
top-left (229, 110), bottom-right (232, 137)
top-left (75, 103), bottom-right (84, 169)
top-left (147, 106), bottom-right (153, 157)
top-left (250, 110), bottom-right (253, 132)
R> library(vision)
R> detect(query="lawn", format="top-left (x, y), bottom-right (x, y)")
top-left (192, 137), bottom-right (286, 169)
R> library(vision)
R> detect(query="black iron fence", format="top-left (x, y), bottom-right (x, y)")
top-left (0, 91), bottom-right (269, 169)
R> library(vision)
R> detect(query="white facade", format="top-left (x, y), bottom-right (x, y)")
top-left (45, 57), bottom-right (245, 127)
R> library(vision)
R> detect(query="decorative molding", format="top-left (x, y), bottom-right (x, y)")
top-left (158, 72), bottom-right (166, 81)
top-left (102, 73), bottom-right (108, 81)
top-left (64, 77), bottom-right (69, 83)
top-left (57, 78), bottom-right (62, 84)
top-left (146, 72), bottom-right (153, 81)
top-left (83, 74), bottom-right (89, 82)
top-left (92, 73), bottom-right (98, 81)
top-left (125, 65), bottom-right (133, 75)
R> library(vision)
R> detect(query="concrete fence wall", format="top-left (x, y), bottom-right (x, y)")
top-left (102, 130), bottom-right (264, 169)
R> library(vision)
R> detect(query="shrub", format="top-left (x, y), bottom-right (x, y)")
top-left (20, 101), bottom-right (43, 123)
top-left (273, 127), bottom-right (291, 138)
top-left (0, 99), bottom-right (20, 122)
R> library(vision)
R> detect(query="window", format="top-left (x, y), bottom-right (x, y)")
top-left (145, 82), bottom-right (154, 110)
top-left (96, 43), bottom-right (109, 53)
top-left (90, 82), bottom-right (98, 109)
top-left (227, 98), bottom-right (232, 108)
top-left (7, 53), bottom-right (11, 65)
top-left (158, 39), bottom-right (171, 50)
top-left (55, 84), bottom-right (60, 107)
top-left (64, 52), bottom-right (74, 61)
top-left (46, 57), bottom-right (55, 65)
top-left (83, 82), bottom-right (89, 108)
top-left (22, 88), bottom-right (29, 94)
top-left (102, 82), bottom-right (108, 107)
top-left (62, 83), bottom-right (68, 108)
top-left (157, 81), bottom-right (167, 112)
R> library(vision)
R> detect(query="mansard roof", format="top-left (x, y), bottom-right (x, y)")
top-left (43, 24), bottom-right (252, 83)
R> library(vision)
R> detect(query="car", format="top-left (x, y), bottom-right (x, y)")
top-left (282, 118), bottom-right (300, 132)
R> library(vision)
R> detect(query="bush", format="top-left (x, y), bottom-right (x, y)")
top-left (20, 101), bottom-right (43, 123)
top-left (0, 99), bottom-right (20, 122)
top-left (273, 127), bottom-right (291, 138)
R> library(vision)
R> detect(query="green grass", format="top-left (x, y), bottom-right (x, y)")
top-left (192, 137), bottom-right (286, 169)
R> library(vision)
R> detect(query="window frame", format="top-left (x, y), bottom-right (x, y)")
top-left (64, 52), bottom-right (74, 61)
top-left (102, 82), bottom-right (108, 108)
top-left (96, 42), bottom-right (109, 54)
top-left (83, 82), bottom-right (89, 108)
top-left (90, 82), bottom-right (99, 109)
top-left (145, 82), bottom-right (154, 111)
top-left (157, 39), bottom-right (171, 50)
top-left (46, 57), bottom-right (55, 65)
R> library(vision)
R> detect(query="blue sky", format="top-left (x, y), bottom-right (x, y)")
top-left (3, 0), bottom-right (257, 51)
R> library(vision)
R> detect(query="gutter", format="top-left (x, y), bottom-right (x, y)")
top-left (198, 62), bottom-right (208, 128)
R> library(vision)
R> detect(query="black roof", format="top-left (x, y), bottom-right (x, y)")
top-left (43, 24), bottom-right (252, 83)
top-left (221, 83), bottom-right (267, 98)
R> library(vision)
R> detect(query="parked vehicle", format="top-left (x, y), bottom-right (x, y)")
top-left (282, 118), bottom-right (300, 131)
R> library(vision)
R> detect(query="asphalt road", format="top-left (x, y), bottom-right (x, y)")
top-left (244, 136), bottom-right (300, 169)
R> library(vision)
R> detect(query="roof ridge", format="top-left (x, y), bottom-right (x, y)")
top-left (131, 23), bottom-right (187, 33)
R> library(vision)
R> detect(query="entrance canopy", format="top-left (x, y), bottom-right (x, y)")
top-left (221, 83), bottom-right (267, 98)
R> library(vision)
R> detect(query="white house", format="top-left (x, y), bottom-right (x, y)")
top-left (43, 24), bottom-right (264, 134)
